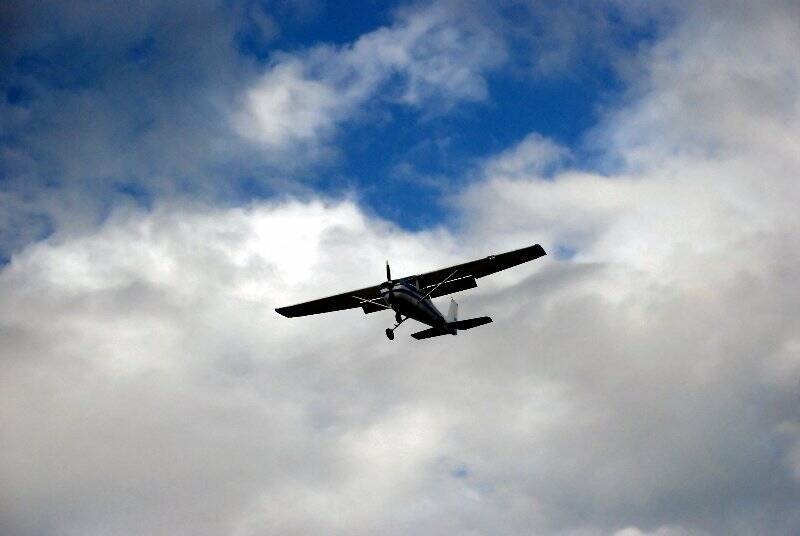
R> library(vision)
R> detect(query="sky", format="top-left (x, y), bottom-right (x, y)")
top-left (1, 1), bottom-right (800, 535)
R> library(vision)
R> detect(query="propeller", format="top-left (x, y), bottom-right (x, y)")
top-left (381, 260), bottom-right (393, 298)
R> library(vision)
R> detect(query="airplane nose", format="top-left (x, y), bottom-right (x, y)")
top-left (380, 286), bottom-right (392, 304)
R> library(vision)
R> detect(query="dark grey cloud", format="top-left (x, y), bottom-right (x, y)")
top-left (0, 0), bottom-right (279, 255)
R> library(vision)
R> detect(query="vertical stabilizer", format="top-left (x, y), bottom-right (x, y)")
top-left (446, 298), bottom-right (458, 323)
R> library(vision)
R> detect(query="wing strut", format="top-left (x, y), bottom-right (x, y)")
top-left (351, 295), bottom-right (391, 310)
top-left (417, 269), bottom-right (459, 302)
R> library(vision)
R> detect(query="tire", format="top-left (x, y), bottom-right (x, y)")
top-left (385, 328), bottom-right (395, 340)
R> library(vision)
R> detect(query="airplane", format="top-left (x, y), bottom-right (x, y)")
top-left (275, 243), bottom-right (546, 340)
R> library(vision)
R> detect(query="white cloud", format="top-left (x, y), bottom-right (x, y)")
top-left (237, 1), bottom-right (505, 154)
top-left (483, 133), bottom-right (569, 179)
top-left (599, 1), bottom-right (800, 169)
top-left (3, 1), bottom-right (800, 535)
top-left (238, 60), bottom-right (341, 147)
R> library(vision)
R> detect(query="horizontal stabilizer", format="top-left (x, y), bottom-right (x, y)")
top-left (410, 327), bottom-right (449, 340)
top-left (448, 316), bottom-right (492, 330)
top-left (411, 316), bottom-right (493, 340)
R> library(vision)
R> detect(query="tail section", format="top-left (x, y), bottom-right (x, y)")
top-left (446, 298), bottom-right (458, 323)
top-left (410, 315), bottom-right (493, 340)
top-left (411, 327), bottom-right (449, 340)
top-left (448, 316), bottom-right (492, 331)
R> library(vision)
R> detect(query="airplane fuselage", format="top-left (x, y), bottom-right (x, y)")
top-left (380, 281), bottom-right (453, 333)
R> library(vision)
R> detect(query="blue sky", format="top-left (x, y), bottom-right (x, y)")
top-left (233, 1), bottom-right (654, 228)
top-left (0, 0), bottom-right (662, 249)
top-left (3, 2), bottom-right (800, 535)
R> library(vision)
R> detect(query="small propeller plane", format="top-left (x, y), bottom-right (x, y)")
top-left (275, 243), bottom-right (546, 340)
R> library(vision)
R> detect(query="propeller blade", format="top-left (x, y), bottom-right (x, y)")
top-left (386, 260), bottom-right (391, 281)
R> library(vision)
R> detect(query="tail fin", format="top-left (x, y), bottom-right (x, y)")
top-left (446, 298), bottom-right (458, 323)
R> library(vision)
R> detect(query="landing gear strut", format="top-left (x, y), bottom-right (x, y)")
top-left (386, 314), bottom-right (407, 340)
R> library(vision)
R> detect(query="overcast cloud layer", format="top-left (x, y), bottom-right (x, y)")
top-left (2, 1), bottom-right (800, 535)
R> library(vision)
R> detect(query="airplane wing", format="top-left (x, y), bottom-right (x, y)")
top-left (413, 243), bottom-right (546, 289)
top-left (275, 283), bottom-right (384, 318)
top-left (275, 244), bottom-right (546, 318)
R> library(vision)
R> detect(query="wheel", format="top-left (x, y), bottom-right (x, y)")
top-left (385, 328), bottom-right (395, 340)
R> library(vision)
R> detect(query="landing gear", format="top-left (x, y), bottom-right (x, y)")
top-left (386, 314), bottom-right (407, 340)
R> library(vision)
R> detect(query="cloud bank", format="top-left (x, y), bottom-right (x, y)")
top-left (2, 1), bottom-right (800, 535)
